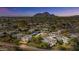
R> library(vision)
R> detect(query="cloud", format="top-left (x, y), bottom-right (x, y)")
top-left (0, 8), bottom-right (10, 13)
top-left (0, 8), bottom-right (18, 16)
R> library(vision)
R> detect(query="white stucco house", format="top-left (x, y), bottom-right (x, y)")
top-left (60, 36), bottom-right (69, 44)
top-left (42, 31), bottom-right (70, 47)
top-left (20, 35), bottom-right (32, 44)
top-left (11, 33), bottom-right (24, 39)
top-left (42, 36), bottom-right (57, 47)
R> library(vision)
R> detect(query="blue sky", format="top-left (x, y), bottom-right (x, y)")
top-left (0, 7), bottom-right (79, 16)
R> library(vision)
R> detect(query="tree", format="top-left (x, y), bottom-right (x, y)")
top-left (32, 35), bottom-right (43, 43)
top-left (39, 42), bottom-right (50, 49)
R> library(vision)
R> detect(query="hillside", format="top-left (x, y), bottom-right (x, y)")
top-left (0, 12), bottom-right (79, 50)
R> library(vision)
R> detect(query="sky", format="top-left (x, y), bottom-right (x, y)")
top-left (0, 7), bottom-right (79, 16)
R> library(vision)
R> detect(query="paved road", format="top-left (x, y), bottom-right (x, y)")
top-left (0, 42), bottom-right (48, 51)
top-left (18, 44), bottom-right (48, 51)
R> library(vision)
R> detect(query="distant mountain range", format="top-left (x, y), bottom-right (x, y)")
top-left (0, 12), bottom-right (79, 17)
top-left (33, 12), bottom-right (55, 17)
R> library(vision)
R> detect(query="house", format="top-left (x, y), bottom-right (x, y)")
top-left (42, 30), bottom-right (70, 47)
top-left (60, 36), bottom-right (69, 44)
top-left (20, 35), bottom-right (32, 44)
top-left (51, 30), bottom-right (70, 44)
top-left (42, 36), bottom-right (57, 47)
top-left (36, 32), bottom-right (48, 37)
top-left (54, 32), bottom-right (70, 44)
top-left (11, 33), bottom-right (25, 39)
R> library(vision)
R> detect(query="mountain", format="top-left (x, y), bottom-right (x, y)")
top-left (34, 12), bottom-right (55, 17)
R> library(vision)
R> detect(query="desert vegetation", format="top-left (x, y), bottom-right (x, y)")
top-left (0, 12), bottom-right (79, 50)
